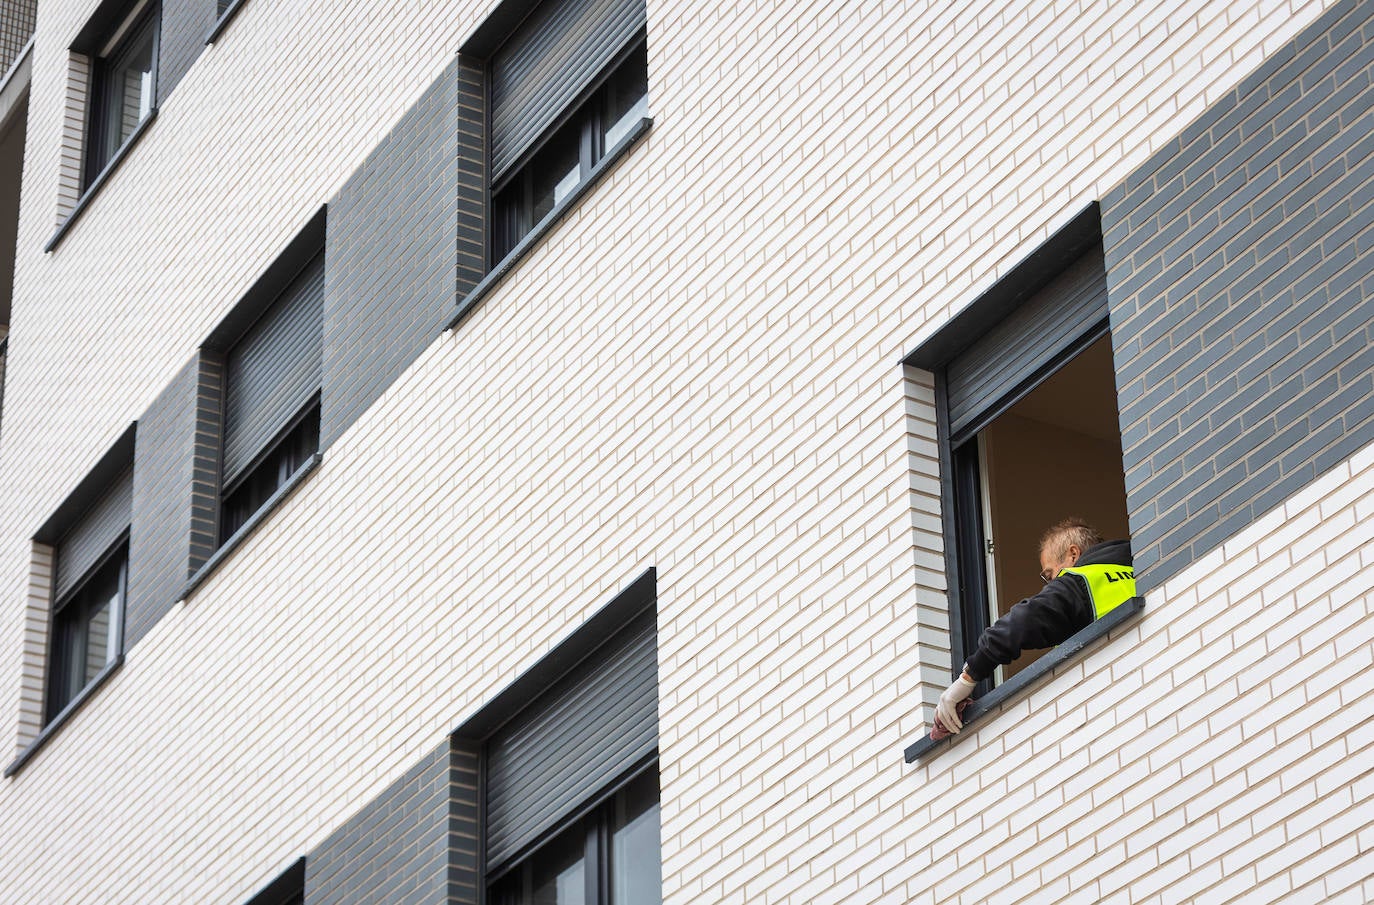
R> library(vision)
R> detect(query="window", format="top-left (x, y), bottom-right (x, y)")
top-left (473, 590), bottom-right (661, 905)
top-left (83, 0), bottom-right (158, 188)
top-left (216, 251), bottom-right (324, 546)
top-left (489, 769), bottom-right (661, 905)
top-left (948, 326), bottom-right (1130, 688)
top-left (480, 0), bottom-right (649, 265)
top-left (220, 403), bottom-right (319, 542)
top-left (47, 543), bottom-right (126, 723)
top-left (491, 42), bottom-right (648, 261)
top-left (905, 209), bottom-right (1134, 695)
top-left (43, 464), bottom-right (133, 724)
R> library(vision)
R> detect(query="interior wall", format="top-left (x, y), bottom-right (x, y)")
top-left (983, 412), bottom-right (1130, 678)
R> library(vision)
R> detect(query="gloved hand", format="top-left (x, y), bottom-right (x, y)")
top-left (936, 672), bottom-right (977, 734)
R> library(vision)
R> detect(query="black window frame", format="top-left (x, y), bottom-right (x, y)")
top-left (81, 0), bottom-right (160, 191)
top-left (44, 535), bottom-right (129, 726)
top-left (942, 318), bottom-right (1114, 697)
top-left (486, 761), bottom-right (661, 905)
top-left (218, 396), bottom-right (320, 544)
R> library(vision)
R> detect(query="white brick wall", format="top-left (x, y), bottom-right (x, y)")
top-left (1, 0), bottom-right (1367, 902)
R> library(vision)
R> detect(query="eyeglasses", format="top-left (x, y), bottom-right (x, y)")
top-left (1039, 567), bottom-right (1057, 584)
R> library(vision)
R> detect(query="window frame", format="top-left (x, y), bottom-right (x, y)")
top-left (179, 212), bottom-right (327, 601)
top-left (217, 396), bottom-right (320, 544)
top-left (43, 534), bottom-right (129, 727)
top-left (901, 205), bottom-right (1147, 762)
top-left (942, 319), bottom-right (1114, 696)
top-left (488, 35), bottom-right (649, 266)
top-left (485, 761), bottom-right (661, 905)
top-left (81, 0), bottom-right (159, 191)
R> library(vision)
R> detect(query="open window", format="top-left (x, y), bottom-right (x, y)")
top-left (905, 206), bottom-right (1138, 704)
top-left (949, 327), bottom-right (1130, 690)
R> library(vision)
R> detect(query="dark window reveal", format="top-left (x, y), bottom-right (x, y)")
top-left (84, 4), bottom-right (158, 187)
top-left (492, 42), bottom-right (648, 261)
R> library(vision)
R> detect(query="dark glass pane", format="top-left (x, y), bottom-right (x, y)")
top-left (47, 549), bottom-right (125, 722)
top-left (492, 116), bottom-right (582, 262)
top-left (89, 12), bottom-right (156, 180)
top-left (529, 121), bottom-right (582, 225)
top-left (611, 772), bottom-right (661, 905)
top-left (492, 180), bottom-right (531, 263)
top-left (601, 45), bottom-right (648, 152)
top-left (221, 406), bottom-right (319, 542)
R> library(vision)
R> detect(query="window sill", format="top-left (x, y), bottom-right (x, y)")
top-left (43, 109), bottom-right (159, 253)
top-left (179, 452), bottom-right (321, 601)
top-left (445, 115), bottom-right (653, 334)
top-left (4, 656), bottom-right (124, 778)
top-left (904, 596), bottom-right (1145, 763)
top-left (205, 0), bottom-right (250, 44)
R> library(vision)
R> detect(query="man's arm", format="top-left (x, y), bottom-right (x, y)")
top-left (963, 575), bottom-right (1094, 682)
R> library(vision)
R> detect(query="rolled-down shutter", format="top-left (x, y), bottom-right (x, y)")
top-left (55, 465), bottom-right (132, 601)
top-left (221, 254), bottom-right (324, 487)
top-left (485, 609), bottom-right (658, 869)
top-left (945, 247), bottom-right (1109, 439)
top-left (490, 0), bottom-right (646, 181)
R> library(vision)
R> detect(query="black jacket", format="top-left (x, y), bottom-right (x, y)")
top-left (963, 539), bottom-right (1133, 682)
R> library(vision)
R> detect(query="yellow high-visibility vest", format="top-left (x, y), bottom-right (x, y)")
top-left (1058, 563), bottom-right (1136, 619)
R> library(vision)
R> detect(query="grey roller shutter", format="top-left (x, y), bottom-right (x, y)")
top-left (485, 610), bottom-right (658, 869)
top-left (489, 0), bottom-right (646, 181)
top-left (221, 254), bottom-right (324, 487)
top-left (55, 465), bottom-right (132, 601)
top-left (946, 248), bottom-right (1109, 439)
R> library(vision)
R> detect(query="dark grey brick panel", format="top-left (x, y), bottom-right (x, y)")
top-left (305, 739), bottom-right (469, 905)
top-left (127, 356), bottom-right (197, 648)
top-left (157, 0), bottom-right (213, 106)
top-left (126, 352), bottom-right (222, 648)
top-left (1103, 0), bottom-right (1374, 592)
top-left (321, 58), bottom-right (460, 452)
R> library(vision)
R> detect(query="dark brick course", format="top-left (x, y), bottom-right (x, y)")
top-left (1104, 0), bottom-right (1374, 593)
top-left (127, 356), bottom-right (203, 648)
top-left (321, 58), bottom-right (464, 451)
top-left (304, 739), bottom-right (475, 905)
top-left (157, 0), bottom-right (213, 107)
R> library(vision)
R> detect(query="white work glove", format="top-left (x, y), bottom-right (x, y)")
top-left (936, 672), bottom-right (977, 734)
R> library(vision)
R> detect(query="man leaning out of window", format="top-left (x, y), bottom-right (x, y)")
top-left (936, 518), bottom-right (1136, 734)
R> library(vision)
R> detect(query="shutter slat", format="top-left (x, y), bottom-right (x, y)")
top-left (55, 465), bottom-right (132, 600)
top-left (946, 249), bottom-right (1109, 438)
top-left (222, 255), bottom-right (324, 486)
top-left (485, 613), bottom-right (657, 868)
top-left (490, 0), bottom-right (646, 180)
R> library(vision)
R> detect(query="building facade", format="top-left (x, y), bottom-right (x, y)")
top-left (0, 0), bottom-right (1371, 901)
